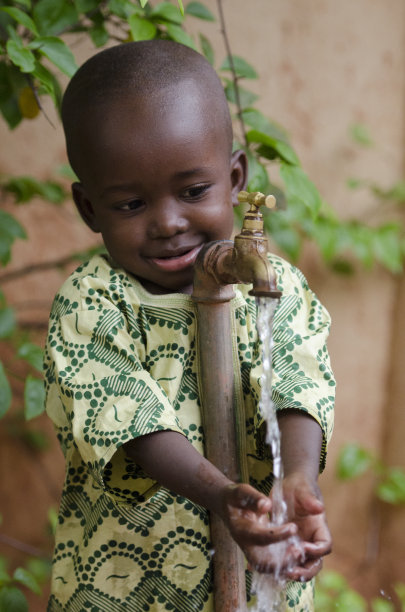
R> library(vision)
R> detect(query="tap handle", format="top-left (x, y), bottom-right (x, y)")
top-left (237, 190), bottom-right (276, 211)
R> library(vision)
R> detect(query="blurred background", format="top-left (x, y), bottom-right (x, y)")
top-left (0, 1), bottom-right (404, 609)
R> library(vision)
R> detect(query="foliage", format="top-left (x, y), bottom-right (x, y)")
top-left (315, 570), bottom-right (405, 612)
top-left (0, 551), bottom-right (51, 611)
top-left (337, 442), bottom-right (405, 505)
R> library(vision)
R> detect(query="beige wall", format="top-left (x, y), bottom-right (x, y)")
top-left (1, 0), bottom-right (404, 607)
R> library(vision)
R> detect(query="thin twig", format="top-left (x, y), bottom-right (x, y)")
top-left (0, 249), bottom-right (99, 285)
top-left (0, 533), bottom-right (49, 559)
top-left (216, 0), bottom-right (248, 147)
top-left (25, 74), bottom-right (56, 130)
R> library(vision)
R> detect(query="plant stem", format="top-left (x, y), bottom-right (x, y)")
top-left (0, 249), bottom-right (100, 285)
top-left (0, 533), bottom-right (49, 559)
top-left (216, 0), bottom-right (248, 147)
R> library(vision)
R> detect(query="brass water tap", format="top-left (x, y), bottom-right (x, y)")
top-left (234, 191), bottom-right (281, 298)
top-left (237, 190), bottom-right (276, 238)
top-left (192, 190), bottom-right (281, 300)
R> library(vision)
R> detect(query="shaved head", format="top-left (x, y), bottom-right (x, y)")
top-left (61, 40), bottom-right (233, 179)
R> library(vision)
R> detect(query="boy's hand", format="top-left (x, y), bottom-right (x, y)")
top-left (219, 483), bottom-right (303, 573)
top-left (280, 472), bottom-right (332, 581)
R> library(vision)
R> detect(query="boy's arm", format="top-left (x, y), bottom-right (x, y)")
top-left (277, 409), bottom-right (332, 580)
top-left (124, 431), bottom-right (298, 570)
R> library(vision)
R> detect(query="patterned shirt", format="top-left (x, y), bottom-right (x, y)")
top-left (44, 253), bottom-right (335, 611)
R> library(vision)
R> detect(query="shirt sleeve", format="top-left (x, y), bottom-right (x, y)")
top-left (249, 255), bottom-right (335, 471)
top-left (44, 269), bottom-right (186, 505)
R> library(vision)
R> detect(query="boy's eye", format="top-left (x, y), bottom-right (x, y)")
top-left (181, 184), bottom-right (211, 200)
top-left (116, 199), bottom-right (145, 212)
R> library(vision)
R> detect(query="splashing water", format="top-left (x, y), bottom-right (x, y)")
top-left (250, 298), bottom-right (304, 612)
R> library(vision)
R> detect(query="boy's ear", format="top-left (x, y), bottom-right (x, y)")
top-left (230, 149), bottom-right (248, 207)
top-left (71, 182), bottom-right (100, 233)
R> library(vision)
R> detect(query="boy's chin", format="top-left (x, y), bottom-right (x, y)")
top-left (138, 276), bottom-right (194, 296)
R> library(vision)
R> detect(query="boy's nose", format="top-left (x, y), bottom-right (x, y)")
top-left (147, 200), bottom-right (189, 239)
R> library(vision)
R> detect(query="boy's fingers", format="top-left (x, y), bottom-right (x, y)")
top-left (237, 521), bottom-right (297, 546)
top-left (285, 557), bottom-right (323, 581)
top-left (226, 483), bottom-right (272, 514)
top-left (303, 539), bottom-right (332, 558)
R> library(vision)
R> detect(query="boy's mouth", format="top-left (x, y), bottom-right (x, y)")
top-left (148, 245), bottom-right (203, 272)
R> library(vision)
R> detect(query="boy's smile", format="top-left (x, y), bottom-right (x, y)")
top-left (72, 83), bottom-right (246, 295)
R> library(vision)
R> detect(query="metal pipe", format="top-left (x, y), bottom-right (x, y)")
top-left (192, 192), bottom-right (282, 612)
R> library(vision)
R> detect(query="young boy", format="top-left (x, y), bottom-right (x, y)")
top-left (44, 40), bottom-right (335, 611)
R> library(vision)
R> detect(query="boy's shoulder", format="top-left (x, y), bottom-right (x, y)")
top-left (50, 254), bottom-right (138, 314)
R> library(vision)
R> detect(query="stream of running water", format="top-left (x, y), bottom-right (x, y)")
top-left (249, 297), bottom-right (304, 612)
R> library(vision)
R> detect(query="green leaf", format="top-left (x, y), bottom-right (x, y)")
top-left (0, 362), bottom-right (12, 418)
top-left (0, 307), bottom-right (16, 338)
top-left (32, 61), bottom-right (62, 109)
top-left (394, 583), bottom-right (405, 606)
top-left (108, 0), bottom-right (142, 18)
top-left (151, 2), bottom-right (184, 24)
top-left (14, 0), bottom-right (31, 9)
top-left (22, 428), bottom-right (49, 450)
top-left (317, 569), bottom-right (348, 592)
top-left (220, 55), bottom-right (257, 79)
top-left (47, 506), bottom-right (58, 535)
top-left (74, 0), bottom-right (99, 12)
top-left (0, 7), bottom-right (38, 35)
top-left (0, 564), bottom-right (10, 582)
top-left (371, 597), bottom-right (395, 612)
top-left (0, 210), bottom-right (26, 266)
top-left (265, 211), bottom-right (302, 261)
top-left (57, 164), bottom-right (78, 181)
top-left (383, 180), bottom-right (405, 203)
top-left (242, 108), bottom-right (288, 142)
top-left (199, 33), bottom-right (214, 65)
top-left (185, 1), bottom-right (215, 20)
top-left (24, 375), bottom-right (45, 420)
top-left (372, 224), bottom-right (403, 273)
top-left (29, 37), bottom-right (78, 77)
top-left (165, 24), bottom-right (196, 49)
top-left (24, 558), bottom-right (51, 584)
top-left (336, 443), bottom-right (373, 480)
top-left (89, 16), bottom-right (109, 48)
top-left (0, 585), bottom-right (28, 612)
top-left (280, 163), bottom-right (322, 216)
top-left (4, 176), bottom-right (66, 203)
top-left (338, 589), bottom-right (367, 612)
top-left (350, 122), bottom-right (373, 147)
top-left (177, 0), bottom-right (184, 15)
top-left (139, 0), bottom-right (148, 7)
top-left (245, 149), bottom-right (270, 194)
top-left (224, 82), bottom-right (258, 109)
top-left (247, 129), bottom-right (299, 166)
top-left (346, 177), bottom-right (366, 190)
top-left (17, 342), bottom-right (43, 372)
top-left (128, 14), bottom-right (157, 41)
top-left (376, 468), bottom-right (405, 504)
top-left (13, 568), bottom-right (41, 595)
top-left (6, 38), bottom-right (36, 72)
top-left (0, 62), bottom-right (24, 129)
top-left (33, 0), bottom-right (78, 36)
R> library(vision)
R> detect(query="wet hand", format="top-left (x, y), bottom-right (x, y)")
top-left (281, 473), bottom-right (332, 581)
top-left (220, 483), bottom-right (301, 573)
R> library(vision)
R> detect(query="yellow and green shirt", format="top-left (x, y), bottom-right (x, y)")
top-left (44, 253), bottom-right (335, 611)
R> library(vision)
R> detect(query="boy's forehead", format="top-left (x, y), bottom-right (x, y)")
top-left (79, 80), bottom-right (229, 152)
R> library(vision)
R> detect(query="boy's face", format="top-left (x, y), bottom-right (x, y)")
top-left (72, 83), bottom-right (247, 294)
